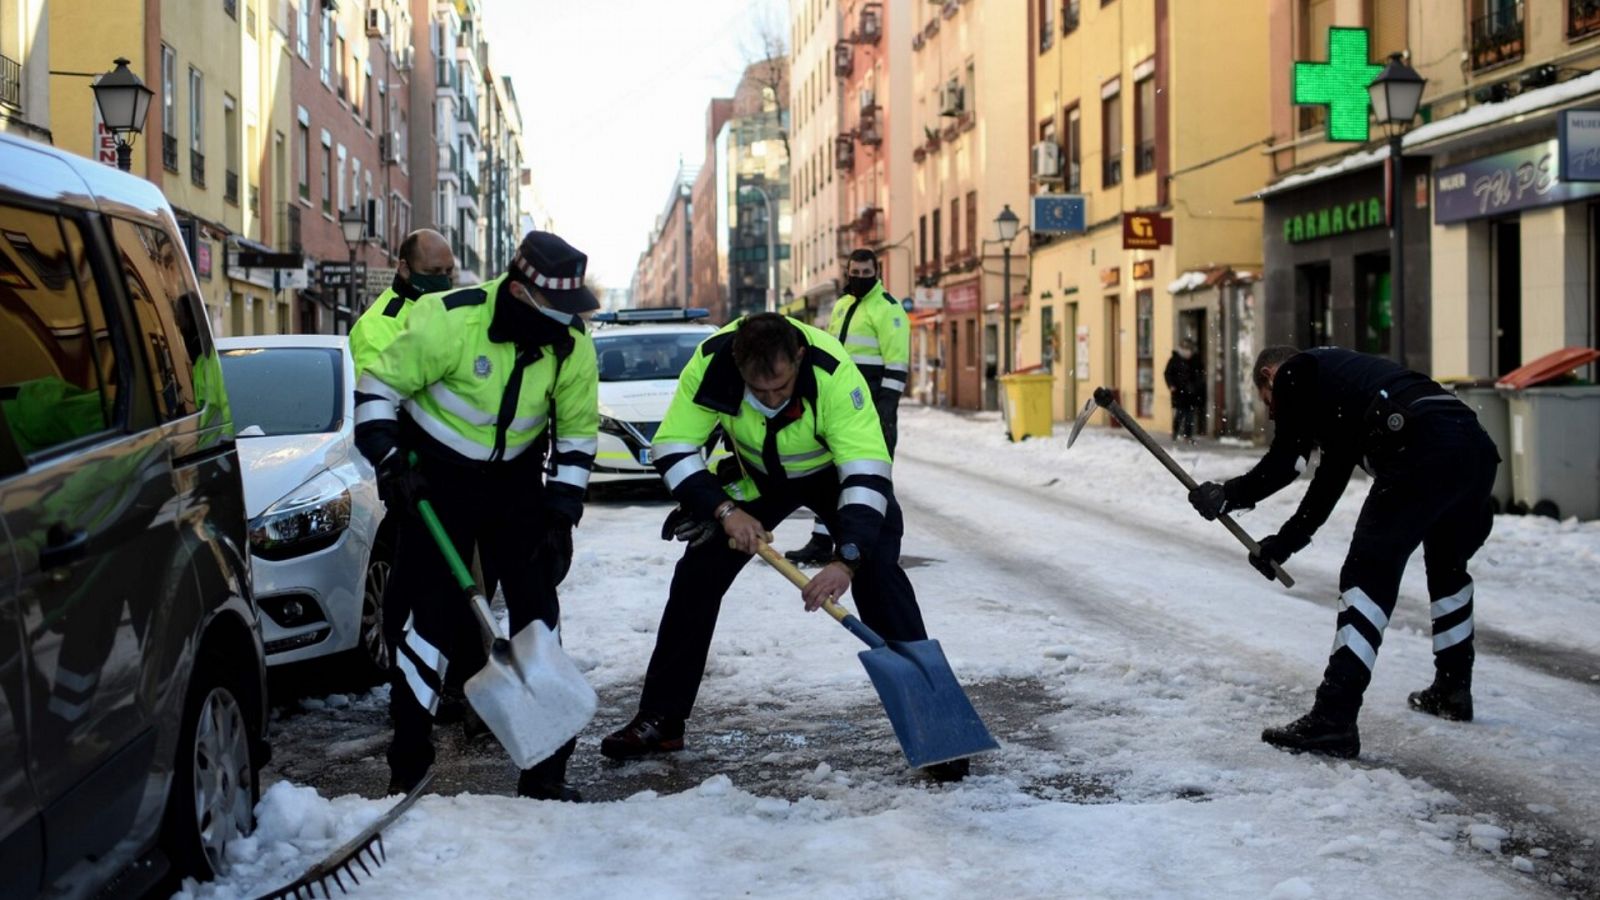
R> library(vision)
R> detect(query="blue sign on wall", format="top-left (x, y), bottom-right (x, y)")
top-left (1433, 139), bottom-right (1600, 225)
top-left (1558, 108), bottom-right (1600, 182)
top-left (1033, 194), bottom-right (1086, 234)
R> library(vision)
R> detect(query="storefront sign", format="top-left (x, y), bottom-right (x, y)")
top-left (1292, 27), bottom-right (1383, 143)
top-left (1434, 139), bottom-right (1600, 224)
top-left (92, 105), bottom-right (119, 167)
top-left (196, 243), bottom-right (212, 280)
top-left (1558, 108), bottom-right (1600, 182)
top-left (1283, 196), bottom-right (1383, 243)
top-left (1132, 259), bottom-right (1154, 280)
top-left (1101, 267), bottom-right (1121, 288)
top-left (912, 285), bottom-right (945, 309)
top-left (945, 281), bottom-right (978, 314)
top-left (1122, 213), bottom-right (1172, 250)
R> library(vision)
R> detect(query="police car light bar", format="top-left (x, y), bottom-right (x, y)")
top-left (593, 307), bottom-right (711, 323)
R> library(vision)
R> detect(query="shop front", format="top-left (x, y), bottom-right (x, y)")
top-left (940, 279), bottom-right (984, 411)
top-left (1260, 157), bottom-right (1432, 373)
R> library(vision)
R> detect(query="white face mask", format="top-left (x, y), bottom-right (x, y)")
top-left (510, 280), bottom-right (575, 326)
top-left (744, 389), bottom-right (785, 419)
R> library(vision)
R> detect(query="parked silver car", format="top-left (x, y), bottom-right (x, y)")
top-left (217, 335), bottom-right (390, 687)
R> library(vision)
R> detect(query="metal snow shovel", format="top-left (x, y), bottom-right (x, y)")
top-left (415, 499), bottom-right (597, 769)
top-left (1068, 387), bottom-right (1295, 587)
top-left (752, 540), bottom-right (999, 768)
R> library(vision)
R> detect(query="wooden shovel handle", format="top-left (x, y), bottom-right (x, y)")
top-left (751, 540), bottom-right (851, 623)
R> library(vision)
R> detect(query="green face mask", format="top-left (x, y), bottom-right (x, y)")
top-left (410, 272), bottom-right (453, 294)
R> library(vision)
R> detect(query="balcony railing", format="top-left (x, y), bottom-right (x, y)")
top-left (1570, 0), bottom-right (1600, 39)
top-left (462, 172), bottom-right (478, 199)
top-left (1136, 140), bottom-right (1156, 176)
top-left (163, 133), bottom-right (179, 172)
top-left (1062, 0), bottom-right (1080, 35)
top-left (0, 53), bottom-right (20, 110)
top-left (279, 203), bottom-right (303, 253)
top-left (438, 142), bottom-right (459, 176)
top-left (190, 149), bottom-right (206, 187)
top-left (1471, 1), bottom-right (1524, 71)
top-left (1103, 153), bottom-right (1122, 188)
top-left (437, 60), bottom-right (457, 90)
top-left (225, 170), bottom-right (239, 204)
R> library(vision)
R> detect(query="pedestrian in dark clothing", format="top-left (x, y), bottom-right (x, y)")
top-left (1188, 345), bottom-right (1498, 759)
top-left (1164, 339), bottom-right (1202, 443)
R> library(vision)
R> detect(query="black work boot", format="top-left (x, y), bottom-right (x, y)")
top-left (784, 533), bottom-right (834, 566)
top-left (517, 770), bottom-right (583, 802)
top-left (1261, 710), bottom-right (1360, 759)
top-left (600, 713), bottom-right (686, 760)
top-left (1408, 682), bottom-right (1473, 722)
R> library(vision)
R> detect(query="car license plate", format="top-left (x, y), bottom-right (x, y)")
top-left (637, 448), bottom-right (652, 465)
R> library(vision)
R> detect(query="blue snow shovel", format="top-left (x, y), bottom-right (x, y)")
top-left (754, 541), bottom-right (998, 769)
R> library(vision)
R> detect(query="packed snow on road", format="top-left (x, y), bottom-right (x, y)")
top-left (184, 407), bottom-right (1600, 899)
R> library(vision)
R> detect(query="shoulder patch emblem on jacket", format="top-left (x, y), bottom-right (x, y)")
top-left (474, 355), bottom-right (492, 378)
top-left (851, 387), bottom-right (865, 409)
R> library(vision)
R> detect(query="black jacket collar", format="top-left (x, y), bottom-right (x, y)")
top-left (693, 324), bottom-right (823, 419)
top-left (489, 278), bottom-right (576, 356)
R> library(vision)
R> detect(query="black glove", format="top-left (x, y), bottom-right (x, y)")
top-left (1248, 533), bottom-right (1298, 581)
top-left (376, 453), bottom-right (427, 513)
top-left (1188, 481), bottom-right (1230, 521)
top-left (660, 505), bottom-right (719, 548)
top-left (541, 512), bottom-right (574, 587)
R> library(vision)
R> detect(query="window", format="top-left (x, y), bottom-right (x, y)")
top-left (161, 45), bottom-right (178, 173)
top-left (320, 131), bottom-right (332, 215)
top-left (189, 68), bottom-right (203, 150)
top-left (919, 214), bottom-right (927, 269)
top-left (965, 190), bottom-right (977, 258)
top-left (0, 207), bottom-right (119, 463)
top-left (932, 208), bottom-right (942, 267)
top-left (295, 119), bottom-right (309, 201)
top-left (365, 63), bottom-right (374, 127)
top-left (296, 1), bottom-right (309, 59)
top-left (224, 95), bottom-right (239, 204)
top-left (1038, 0), bottom-right (1054, 51)
top-left (1065, 104), bottom-right (1082, 192)
top-left (1102, 79), bottom-right (1122, 188)
top-left (321, 11), bottom-right (333, 85)
top-left (217, 347), bottom-right (341, 434)
top-left (110, 216), bottom-right (210, 421)
top-left (336, 144), bottom-right (347, 214)
top-left (1135, 72), bottom-right (1156, 176)
top-left (950, 197), bottom-right (960, 259)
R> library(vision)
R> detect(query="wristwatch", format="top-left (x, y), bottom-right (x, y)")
top-left (834, 542), bottom-right (862, 572)
top-left (715, 501), bottom-right (738, 521)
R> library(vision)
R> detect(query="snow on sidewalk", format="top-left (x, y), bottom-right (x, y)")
top-left (182, 407), bottom-right (1594, 899)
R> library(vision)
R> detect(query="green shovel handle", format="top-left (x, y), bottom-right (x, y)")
top-left (416, 498), bottom-right (477, 594)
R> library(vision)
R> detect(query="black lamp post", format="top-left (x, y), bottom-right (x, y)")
top-left (1368, 52), bottom-right (1426, 367)
top-left (994, 204), bottom-right (1021, 374)
top-left (340, 207), bottom-right (367, 334)
top-left (91, 58), bottom-right (154, 172)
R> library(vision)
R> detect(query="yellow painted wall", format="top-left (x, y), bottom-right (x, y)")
top-left (48, 2), bottom-right (148, 170)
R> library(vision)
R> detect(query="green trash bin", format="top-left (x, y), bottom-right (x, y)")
top-left (1501, 385), bottom-right (1600, 520)
top-left (1449, 382), bottom-right (1512, 513)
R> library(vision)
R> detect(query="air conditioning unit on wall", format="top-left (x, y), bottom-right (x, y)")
top-left (1031, 141), bottom-right (1062, 180)
top-left (939, 80), bottom-right (964, 117)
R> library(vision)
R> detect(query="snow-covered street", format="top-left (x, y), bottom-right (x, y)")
top-left (188, 407), bottom-right (1600, 900)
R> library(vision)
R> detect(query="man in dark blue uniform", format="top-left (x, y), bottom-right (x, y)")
top-left (1189, 346), bottom-right (1499, 759)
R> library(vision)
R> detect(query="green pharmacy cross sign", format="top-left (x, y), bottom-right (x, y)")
top-left (1294, 27), bottom-right (1384, 143)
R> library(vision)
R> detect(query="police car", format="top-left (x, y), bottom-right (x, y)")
top-left (591, 308), bottom-right (718, 483)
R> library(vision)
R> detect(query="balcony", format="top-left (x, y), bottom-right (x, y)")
top-left (279, 204), bottom-right (303, 253)
top-left (0, 53), bottom-right (20, 110)
top-left (1062, 0), bottom-right (1080, 35)
top-left (249, 185), bottom-right (259, 216)
top-left (1103, 153), bottom-right (1122, 188)
top-left (461, 171), bottom-right (478, 199)
top-left (1471, 1), bottom-right (1524, 71)
top-left (437, 59), bottom-right (457, 91)
top-left (163, 133), bottom-right (179, 172)
top-left (1136, 140), bottom-right (1156, 176)
top-left (1570, 0), bottom-right (1600, 39)
top-left (191, 149), bottom-right (206, 187)
top-left (225, 170), bottom-right (239, 205)
top-left (462, 244), bottom-right (481, 276)
top-left (438, 143), bottom-right (460, 181)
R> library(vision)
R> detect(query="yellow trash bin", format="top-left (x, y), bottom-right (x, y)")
top-left (999, 372), bottom-right (1056, 442)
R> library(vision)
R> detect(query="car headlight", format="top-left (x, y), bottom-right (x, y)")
top-left (249, 470), bottom-right (352, 560)
top-left (599, 415), bottom-right (628, 436)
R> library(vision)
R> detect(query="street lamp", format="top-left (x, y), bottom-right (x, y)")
top-left (91, 58), bottom-right (154, 172)
top-left (340, 207), bottom-right (367, 334)
top-left (1368, 52), bottom-right (1425, 367)
top-left (739, 185), bottom-right (777, 313)
top-left (994, 204), bottom-right (1021, 374)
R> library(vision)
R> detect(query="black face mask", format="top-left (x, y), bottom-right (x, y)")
top-left (846, 276), bottom-right (876, 298)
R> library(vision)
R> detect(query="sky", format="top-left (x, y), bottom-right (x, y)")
top-left (482, 0), bottom-right (788, 292)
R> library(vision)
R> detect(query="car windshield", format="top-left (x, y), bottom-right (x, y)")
top-left (218, 347), bottom-right (343, 436)
top-left (594, 332), bottom-right (708, 382)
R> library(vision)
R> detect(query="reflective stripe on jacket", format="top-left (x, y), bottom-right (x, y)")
top-left (650, 316), bottom-right (893, 550)
top-left (827, 280), bottom-right (910, 394)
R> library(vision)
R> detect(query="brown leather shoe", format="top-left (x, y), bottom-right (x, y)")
top-left (600, 713), bottom-right (685, 760)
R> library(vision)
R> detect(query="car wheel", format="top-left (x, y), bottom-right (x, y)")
top-left (162, 657), bottom-right (258, 882)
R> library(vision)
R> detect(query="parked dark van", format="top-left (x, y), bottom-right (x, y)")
top-left (0, 133), bottom-right (267, 897)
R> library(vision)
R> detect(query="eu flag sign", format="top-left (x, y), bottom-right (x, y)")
top-left (1033, 194), bottom-right (1085, 234)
